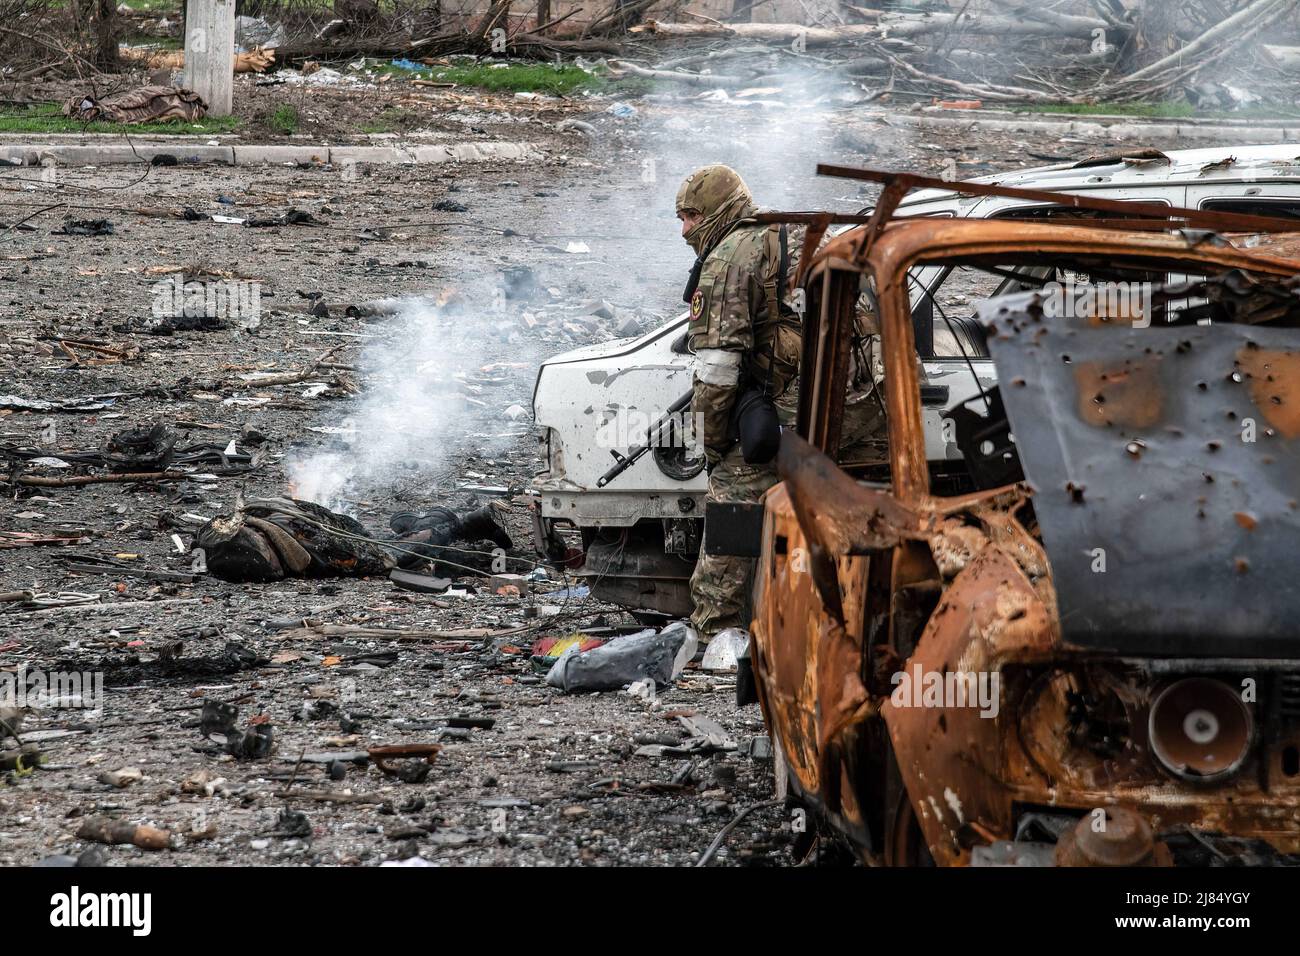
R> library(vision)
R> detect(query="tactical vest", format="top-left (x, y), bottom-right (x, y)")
top-left (683, 218), bottom-right (804, 398)
top-left (749, 221), bottom-right (802, 399)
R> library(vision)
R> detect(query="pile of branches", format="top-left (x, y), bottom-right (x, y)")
top-left (616, 0), bottom-right (1300, 106)
top-left (243, 0), bottom-right (681, 63)
top-left (3, 0), bottom-right (674, 81)
top-left (0, 0), bottom-right (106, 82)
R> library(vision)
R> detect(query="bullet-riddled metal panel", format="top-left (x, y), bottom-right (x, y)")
top-left (980, 295), bottom-right (1300, 656)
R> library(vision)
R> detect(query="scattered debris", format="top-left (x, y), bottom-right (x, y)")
top-left (530, 632), bottom-right (608, 672)
top-left (0, 532), bottom-right (90, 550)
top-left (700, 628), bottom-right (748, 672)
top-left (368, 743), bottom-right (441, 783)
top-left (97, 766), bottom-right (144, 788)
top-left (75, 816), bottom-right (170, 851)
top-left (53, 219), bottom-right (114, 237)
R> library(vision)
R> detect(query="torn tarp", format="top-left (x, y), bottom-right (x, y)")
top-left (63, 86), bottom-right (208, 125)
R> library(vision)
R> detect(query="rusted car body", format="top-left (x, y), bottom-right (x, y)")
top-left (748, 191), bottom-right (1300, 866)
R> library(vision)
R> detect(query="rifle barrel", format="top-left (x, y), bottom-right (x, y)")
top-left (595, 389), bottom-right (695, 488)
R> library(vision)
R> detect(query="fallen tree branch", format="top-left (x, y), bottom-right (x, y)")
top-left (1263, 43), bottom-right (1300, 71)
top-left (18, 597), bottom-right (206, 616)
top-left (632, 8), bottom-right (1118, 45)
top-left (12, 470), bottom-right (187, 487)
top-left (276, 29), bottom-right (621, 63)
top-left (997, 2), bottom-right (1131, 36)
top-left (632, 19), bottom-right (879, 45)
top-left (1103, 0), bottom-right (1293, 87)
top-left (232, 344), bottom-right (344, 387)
top-left (610, 58), bottom-right (739, 86)
top-left (880, 6), bottom-right (1115, 38)
top-left (653, 43), bottom-right (774, 70)
top-left (868, 41), bottom-right (1058, 101)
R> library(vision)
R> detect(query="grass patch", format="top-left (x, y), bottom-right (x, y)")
top-left (1016, 101), bottom-right (1300, 120)
top-left (0, 102), bottom-right (239, 135)
top-left (122, 34), bottom-right (184, 49)
top-left (358, 104), bottom-right (409, 134)
top-left (376, 59), bottom-right (610, 95)
top-left (118, 0), bottom-right (181, 11)
top-left (269, 104), bottom-right (300, 135)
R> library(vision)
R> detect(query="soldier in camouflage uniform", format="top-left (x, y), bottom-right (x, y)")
top-left (676, 165), bottom-right (803, 637)
top-left (677, 165), bottom-right (890, 637)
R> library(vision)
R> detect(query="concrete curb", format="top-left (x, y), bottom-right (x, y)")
top-left (0, 140), bottom-right (543, 167)
top-left (231, 144), bottom-right (329, 165)
top-left (875, 110), bottom-right (1300, 143)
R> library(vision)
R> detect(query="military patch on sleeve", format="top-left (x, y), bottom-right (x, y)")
top-left (690, 289), bottom-right (704, 321)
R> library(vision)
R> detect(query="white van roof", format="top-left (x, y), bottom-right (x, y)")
top-left (898, 143), bottom-right (1300, 209)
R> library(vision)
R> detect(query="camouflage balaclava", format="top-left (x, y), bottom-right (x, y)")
top-left (676, 164), bottom-right (757, 256)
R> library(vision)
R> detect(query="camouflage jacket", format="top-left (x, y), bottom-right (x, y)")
top-left (687, 220), bottom-right (804, 461)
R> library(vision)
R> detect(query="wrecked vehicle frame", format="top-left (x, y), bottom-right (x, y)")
top-left (531, 145), bottom-right (1300, 620)
top-left (747, 170), bottom-right (1300, 866)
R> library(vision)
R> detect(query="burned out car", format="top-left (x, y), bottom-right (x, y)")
top-left (532, 145), bottom-right (1300, 618)
top-left (746, 169), bottom-right (1300, 866)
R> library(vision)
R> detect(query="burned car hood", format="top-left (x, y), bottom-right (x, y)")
top-left (979, 290), bottom-right (1300, 657)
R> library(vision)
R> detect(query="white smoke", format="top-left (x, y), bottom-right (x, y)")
top-left (289, 293), bottom-right (529, 510)
top-left (287, 64), bottom-right (890, 510)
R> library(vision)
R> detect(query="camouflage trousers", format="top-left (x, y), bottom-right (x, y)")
top-left (689, 388), bottom-right (799, 637)
top-left (688, 443), bottom-right (778, 637)
top-left (687, 385), bottom-right (887, 638)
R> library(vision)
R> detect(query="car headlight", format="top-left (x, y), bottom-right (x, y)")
top-left (1148, 678), bottom-right (1253, 783)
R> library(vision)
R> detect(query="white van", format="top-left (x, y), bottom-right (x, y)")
top-left (531, 144), bottom-right (1300, 616)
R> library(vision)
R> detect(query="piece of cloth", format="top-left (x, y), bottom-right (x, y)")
top-left (63, 86), bottom-right (208, 125)
top-left (693, 347), bottom-right (742, 387)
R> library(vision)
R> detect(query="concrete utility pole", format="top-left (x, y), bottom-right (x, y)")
top-left (184, 0), bottom-right (236, 117)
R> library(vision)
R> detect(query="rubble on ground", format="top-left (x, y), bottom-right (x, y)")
top-left (0, 56), bottom-right (1221, 867)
